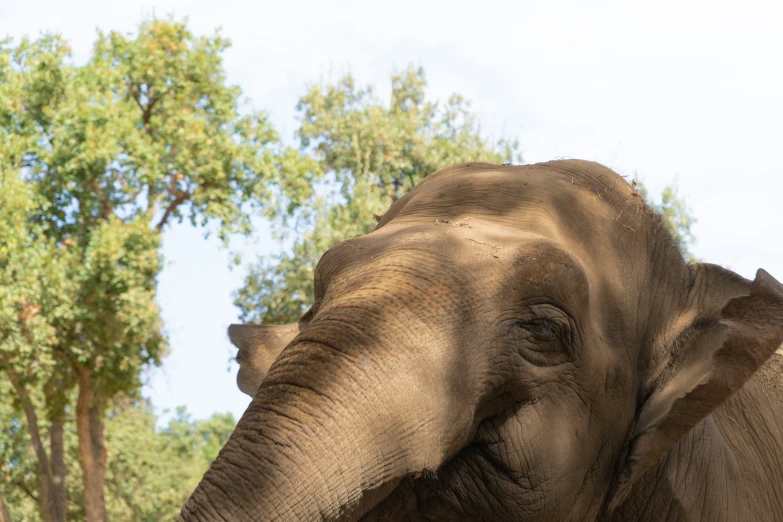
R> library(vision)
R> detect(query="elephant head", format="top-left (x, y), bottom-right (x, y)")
top-left (181, 161), bottom-right (783, 521)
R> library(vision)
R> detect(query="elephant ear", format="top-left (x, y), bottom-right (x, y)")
top-left (229, 307), bottom-right (313, 396)
top-left (609, 264), bottom-right (783, 511)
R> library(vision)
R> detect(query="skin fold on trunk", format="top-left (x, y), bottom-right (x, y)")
top-left (76, 369), bottom-right (107, 522)
top-left (180, 337), bottom-right (473, 522)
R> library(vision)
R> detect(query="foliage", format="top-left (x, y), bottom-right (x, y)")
top-left (0, 22), bottom-right (315, 245)
top-left (0, 381), bottom-right (41, 522)
top-left (0, 168), bottom-right (71, 402)
top-left (0, 168), bottom-right (73, 521)
top-left (0, 396), bottom-right (235, 522)
top-left (234, 67), bottom-right (521, 323)
top-left (0, 154), bottom-right (165, 522)
top-left (103, 400), bottom-right (235, 521)
top-left (0, 17), bottom-right (313, 520)
top-left (67, 217), bottom-right (165, 396)
top-left (0, 11), bottom-right (316, 407)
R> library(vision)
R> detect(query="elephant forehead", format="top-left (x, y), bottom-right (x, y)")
top-left (375, 162), bottom-right (654, 291)
top-left (321, 222), bottom-right (599, 308)
top-left (379, 160), bottom-right (635, 232)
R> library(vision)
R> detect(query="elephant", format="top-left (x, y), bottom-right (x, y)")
top-left (180, 160), bottom-right (783, 521)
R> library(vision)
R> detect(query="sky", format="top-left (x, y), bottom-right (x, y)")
top-left (1, 0), bottom-right (781, 423)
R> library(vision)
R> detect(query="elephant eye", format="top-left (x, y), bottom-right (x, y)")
top-left (518, 318), bottom-right (561, 342)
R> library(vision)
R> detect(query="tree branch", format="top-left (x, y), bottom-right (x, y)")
top-left (144, 93), bottom-right (165, 125)
top-left (16, 480), bottom-right (40, 503)
top-left (98, 185), bottom-right (114, 221)
top-left (128, 81), bottom-right (172, 131)
top-left (128, 82), bottom-right (155, 137)
top-left (118, 187), bottom-right (144, 206)
top-left (154, 191), bottom-right (190, 232)
top-left (75, 368), bottom-right (108, 522)
top-left (6, 371), bottom-right (55, 521)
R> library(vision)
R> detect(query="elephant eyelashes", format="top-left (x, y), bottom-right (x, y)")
top-left (518, 318), bottom-right (561, 342)
top-left (514, 316), bottom-right (571, 365)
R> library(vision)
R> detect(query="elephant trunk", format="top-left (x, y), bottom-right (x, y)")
top-left (179, 334), bottom-right (474, 521)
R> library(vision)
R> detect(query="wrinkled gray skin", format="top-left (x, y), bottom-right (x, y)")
top-left (181, 161), bottom-right (783, 521)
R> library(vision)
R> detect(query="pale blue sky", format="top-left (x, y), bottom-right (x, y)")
top-left (2, 0), bottom-right (781, 422)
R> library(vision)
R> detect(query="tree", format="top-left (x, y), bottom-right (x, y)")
top-left (0, 168), bottom-right (72, 522)
top-left (0, 380), bottom-right (41, 522)
top-left (0, 392), bottom-right (235, 522)
top-left (235, 67), bottom-right (521, 323)
top-left (102, 400), bottom-right (235, 521)
top-left (67, 218), bottom-right (164, 522)
top-left (1, 166), bottom-right (165, 522)
top-left (1, 18), bottom-right (313, 521)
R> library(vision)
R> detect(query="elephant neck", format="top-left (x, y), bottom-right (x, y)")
top-left (608, 353), bottom-right (783, 522)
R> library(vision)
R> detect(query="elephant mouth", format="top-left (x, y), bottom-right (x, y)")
top-left (357, 396), bottom-right (539, 521)
top-left (234, 349), bottom-right (249, 364)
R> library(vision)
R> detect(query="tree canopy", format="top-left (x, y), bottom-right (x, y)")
top-left (0, 17), bottom-right (313, 521)
top-left (1, 395), bottom-right (235, 521)
top-left (1, 23), bottom-right (314, 243)
top-left (0, 168), bottom-right (73, 522)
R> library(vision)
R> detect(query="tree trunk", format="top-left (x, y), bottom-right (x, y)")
top-left (8, 374), bottom-right (56, 522)
top-left (76, 369), bottom-right (107, 522)
top-left (0, 490), bottom-right (12, 522)
top-left (49, 418), bottom-right (67, 522)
